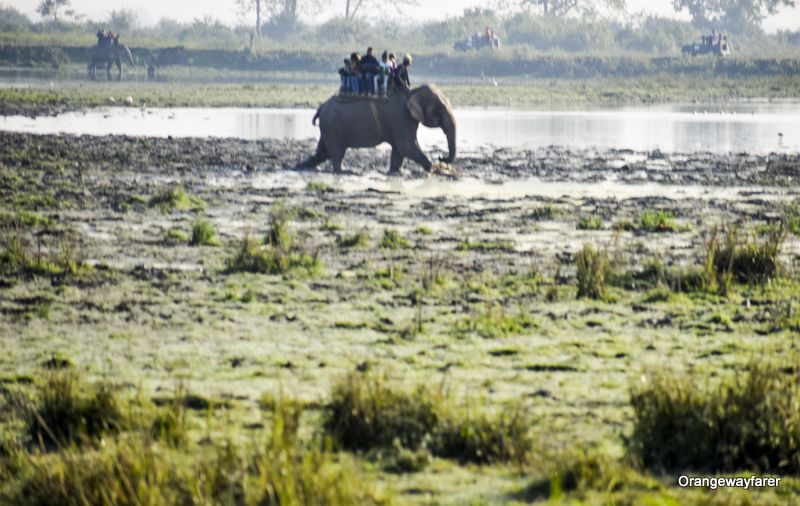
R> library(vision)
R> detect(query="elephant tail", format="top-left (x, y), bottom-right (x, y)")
top-left (312, 108), bottom-right (320, 126)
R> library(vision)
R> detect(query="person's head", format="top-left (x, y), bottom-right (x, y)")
top-left (403, 54), bottom-right (412, 66)
top-left (389, 52), bottom-right (396, 61)
top-left (350, 52), bottom-right (360, 64)
top-left (381, 51), bottom-right (388, 62)
top-left (367, 47), bottom-right (374, 57)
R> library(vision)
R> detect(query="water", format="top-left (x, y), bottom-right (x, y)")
top-left (2, 103), bottom-right (799, 154)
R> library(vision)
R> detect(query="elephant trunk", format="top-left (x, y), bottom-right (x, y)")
top-left (441, 114), bottom-right (456, 164)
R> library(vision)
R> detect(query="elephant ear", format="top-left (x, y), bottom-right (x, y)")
top-left (407, 95), bottom-right (424, 123)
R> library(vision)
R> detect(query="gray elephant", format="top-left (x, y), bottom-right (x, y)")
top-left (296, 84), bottom-right (456, 174)
top-left (88, 44), bottom-right (135, 81)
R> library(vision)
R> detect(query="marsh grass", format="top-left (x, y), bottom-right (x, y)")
top-left (713, 225), bottom-right (785, 286)
top-left (638, 210), bottom-right (681, 233)
top-left (147, 186), bottom-right (206, 213)
top-left (226, 234), bottom-right (321, 277)
top-left (575, 244), bottom-right (608, 300)
top-left (324, 371), bottom-right (533, 465)
top-left (630, 362), bottom-right (800, 474)
top-left (324, 371), bottom-right (440, 452)
top-left (456, 238), bottom-right (515, 252)
top-left (190, 219), bottom-right (220, 246)
top-left (0, 227), bottom-right (90, 279)
top-left (24, 374), bottom-right (124, 449)
top-left (379, 228), bottom-right (412, 250)
top-left (337, 229), bottom-right (370, 249)
top-left (576, 215), bottom-right (604, 230)
top-left (164, 228), bottom-right (189, 243)
top-left (454, 303), bottom-right (536, 339)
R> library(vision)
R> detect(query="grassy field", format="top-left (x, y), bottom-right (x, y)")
top-left (1, 132), bottom-right (800, 504)
top-left (2, 71), bottom-right (800, 116)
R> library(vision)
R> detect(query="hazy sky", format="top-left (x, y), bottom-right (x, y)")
top-left (6, 0), bottom-right (800, 32)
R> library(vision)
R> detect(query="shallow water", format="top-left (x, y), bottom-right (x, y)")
top-left (2, 103), bottom-right (799, 154)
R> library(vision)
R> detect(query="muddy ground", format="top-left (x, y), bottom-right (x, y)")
top-left (2, 131), bottom-right (800, 503)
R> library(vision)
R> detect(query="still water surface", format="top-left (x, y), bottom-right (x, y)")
top-left (2, 103), bottom-right (798, 153)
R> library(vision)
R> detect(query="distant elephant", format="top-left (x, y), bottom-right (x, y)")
top-left (296, 84), bottom-right (456, 174)
top-left (88, 44), bottom-right (135, 81)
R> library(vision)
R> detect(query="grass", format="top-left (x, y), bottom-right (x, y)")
top-left (190, 219), bottom-right (219, 246)
top-left (0, 227), bottom-right (90, 279)
top-left (147, 186), bottom-right (206, 213)
top-left (379, 229), bottom-right (412, 250)
top-left (575, 244), bottom-right (608, 300)
top-left (24, 374), bottom-right (124, 449)
top-left (324, 371), bottom-right (533, 465)
top-left (226, 234), bottom-right (321, 277)
top-left (630, 362), bottom-right (800, 474)
top-left (337, 229), bottom-right (370, 249)
top-left (576, 215), bottom-right (604, 230)
top-left (456, 239), bottom-right (515, 252)
top-left (638, 210), bottom-right (680, 233)
top-left (454, 304), bottom-right (536, 339)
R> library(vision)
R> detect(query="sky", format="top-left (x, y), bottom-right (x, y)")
top-left (5, 0), bottom-right (800, 33)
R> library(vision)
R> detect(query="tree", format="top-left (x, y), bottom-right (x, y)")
top-left (35, 0), bottom-right (73, 22)
top-left (108, 9), bottom-right (139, 32)
top-left (344, 0), bottom-right (419, 20)
top-left (672, 0), bottom-right (795, 31)
top-left (238, 0), bottom-right (320, 37)
top-left (498, 0), bottom-right (625, 16)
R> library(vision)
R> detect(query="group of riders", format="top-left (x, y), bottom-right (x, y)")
top-left (95, 29), bottom-right (121, 47)
top-left (338, 47), bottom-right (412, 97)
top-left (701, 29), bottom-right (728, 48)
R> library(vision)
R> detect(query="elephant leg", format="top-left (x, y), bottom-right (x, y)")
top-left (116, 62), bottom-right (122, 81)
top-left (329, 150), bottom-right (345, 174)
top-left (106, 62), bottom-right (113, 80)
top-left (388, 148), bottom-right (404, 175)
top-left (297, 141), bottom-right (328, 170)
top-left (404, 141), bottom-right (433, 172)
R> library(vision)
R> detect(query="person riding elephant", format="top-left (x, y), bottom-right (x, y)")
top-left (296, 83), bottom-right (456, 175)
top-left (88, 39), bottom-right (135, 81)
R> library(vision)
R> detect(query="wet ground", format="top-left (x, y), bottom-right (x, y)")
top-left (2, 131), bottom-right (800, 503)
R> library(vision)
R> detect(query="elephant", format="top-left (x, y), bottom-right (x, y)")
top-left (88, 44), bottom-right (135, 81)
top-left (296, 84), bottom-right (456, 175)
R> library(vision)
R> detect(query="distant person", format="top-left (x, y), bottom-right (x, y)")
top-left (377, 51), bottom-right (390, 96)
top-left (339, 58), bottom-right (352, 94)
top-left (96, 29), bottom-right (106, 46)
top-left (395, 53), bottom-right (412, 89)
top-left (358, 47), bottom-right (380, 95)
top-left (350, 52), bottom-right (361, 94)
top-left (106, 30), bottom-right (115, 46)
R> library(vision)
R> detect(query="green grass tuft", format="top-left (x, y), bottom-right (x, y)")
top-left (190, 219), bottom-right (219, 246)
top-left (576, 215), bottom-right (604, 230)
top-left (379, 228), bottom-right (412, 250)
top-left (575, 244), bottom-right (608, 300)
top-left (147, 186), bottom-right (206, 213)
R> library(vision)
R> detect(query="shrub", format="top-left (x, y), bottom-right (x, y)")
top-left (190, 219), bottom-right (219, 246)
top-left (456, 239), bottom-right (515, 252)
top-left (379, 228), bottom-right (412, 250)
top-left (629, 363), bottom-right (800, 474)
top-left (25, 374), bottom-right (124, 449)
top-left (575, 244), bottom-right (607, 300)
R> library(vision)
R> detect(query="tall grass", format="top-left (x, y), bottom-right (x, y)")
top-left (324, 371), bottom-right (533, 465)
top-left (630, 363), bottom-right (800, 474)
top-left (575, 244), bottom-right (608, 300)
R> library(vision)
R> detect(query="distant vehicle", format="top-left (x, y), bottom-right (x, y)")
top-left (681, 36), bottom-right (731, 56)
top-left (454, 31), bottom-right (501, 52)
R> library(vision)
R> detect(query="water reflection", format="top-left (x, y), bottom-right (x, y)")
top-left (2, 104), bottom-right (799, 154)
